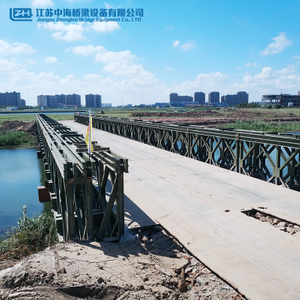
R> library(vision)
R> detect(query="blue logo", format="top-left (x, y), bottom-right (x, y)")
top-left (10, 8), bottom-right (33, 21)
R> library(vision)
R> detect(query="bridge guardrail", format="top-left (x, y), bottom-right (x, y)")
top-left (74, 113), bottom-right (300, 190)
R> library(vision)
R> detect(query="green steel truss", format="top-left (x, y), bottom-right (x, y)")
top-left (74, 113), bottom-right (300, 190)
top-left (36, 114), bottom-right (128, 242)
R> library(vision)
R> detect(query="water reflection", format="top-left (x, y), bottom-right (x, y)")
top-left (0, 148), bottom-right (46, 235)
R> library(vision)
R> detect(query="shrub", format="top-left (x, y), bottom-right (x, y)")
top-left (0, 206), bottom-right (58, 259)
top-left (0, 131), bottom-right (34, 146)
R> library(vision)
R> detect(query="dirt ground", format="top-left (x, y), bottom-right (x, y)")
top-left (0, 226), bottom-right (244, 300)
top-left (129, 109), bottom-right (300, 126)
top-left (0, 121), bottom-right (37, 137)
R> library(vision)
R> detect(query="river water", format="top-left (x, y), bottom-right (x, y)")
top-left (0, 148), bottom-right (46, 236)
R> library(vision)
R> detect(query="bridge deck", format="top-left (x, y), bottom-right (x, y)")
top-left (62, 120), bottom-right (300, 300)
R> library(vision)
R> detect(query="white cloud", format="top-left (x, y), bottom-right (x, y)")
top-left (168, 72), bottom-right (229, 96)
top-left (260, 32), bottom-right (292, 55)
top-left (180, 42), bottom-right (195, 51)
top-left (70, 44), bottom-right (151, 79)
top-left (229, 65), bottom-right (300, 101)
top-left (71, 45), bottom-right (105, 56)
top-left (242, 65), bottom-right (300, 87)
top-left (45, 56), bottom-right (58, 64)
top-left (90, 22), bottom-right (121, 33)
top-left (38, 22), bottom-right (86, 41)
top-left (83, 74), bottom-right (102, 81)
top-left (6, 68), bottom-right (164, 106)
top-left (95, 50), bottom-right (136, 64)
top-left (31, 0), bottom-right (53, 7)
top-left (245, 62), bottom-right (258, 67)
top-left (0, 40), bottom-right (36, 56)
top-left (4, 58), bottom-right (300, 106)
top-left (0, 58), bottom-right (20, 73)
top-left (4, 45), bottom-right (164, 105)
top-left (172, 40), bottom-right (195, 51)
top-left (38, 21), bottom-right (119, 41)
top-left (172, 40), bottom-right (180, 47)
top-left (293, 55), bottom-right (300, 60)
top-left (25, 59), bottom-right (37, 64)
top-left (95, 50), bottom-right (154, 80)
top-left (166, 67), bottom-right (174, 71)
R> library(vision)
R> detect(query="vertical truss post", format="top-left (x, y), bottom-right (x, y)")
top-left (85, 177), bottom-right (93, 240)
top-left (117, 161), bottom-right (125, 239)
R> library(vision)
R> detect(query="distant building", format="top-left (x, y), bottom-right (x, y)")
top-left (102, 103), bottom-right (112, 108)
top-left (55, 94), bottom-right (67, 106)
top-left (0, 91), bottom-right (21, 107)
top-left (170, 93), bottom-right (193, 106)
top-left (37, 94), bottom-right (81, 108)
top-left (37, 95), bottom-right (57, 108)
top-left (194, 92), bottom-right (205, 104)
top-left (66, 94), bottom-right (81, 107)
top-left (221, 91), bottom-right (249, 106)
top-left (170, 93), bottom-right (179, 103)
top-left (85, 94), bottom-right (102, 108)
top-left (179, 95), bottom-right (193, 102)
top-left (262, 94), bottom-right (300, 107)
top-left (155, 102), bottom-right (169, 108)
top-left (20, 99), bottom-right (26, 107)
top-left (208, 92), bottom-right (220, 104)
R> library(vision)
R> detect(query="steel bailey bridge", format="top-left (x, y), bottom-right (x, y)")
top-left (36, 114), bottom-right (128, 242)
top-left (74, 113), bottom-right (300, 190)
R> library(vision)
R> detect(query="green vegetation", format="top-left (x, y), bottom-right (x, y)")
top-left (50, 114), bottom-right (76, 121)
top-left (0, 206), bottom-right (58, 259)
top-left (0, 113), bottom-right (74, 126)
top-left (0, 131), bottom-right (35, 147)
top-left (237, 103), bottom-right (261, 108)
top-left (225, 120), bottom-right (300, 133)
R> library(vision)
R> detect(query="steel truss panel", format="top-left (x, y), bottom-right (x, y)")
top-left (75, 113), bottom-right (300, 190)
top-left (36, 114), bottom-right (128, 242)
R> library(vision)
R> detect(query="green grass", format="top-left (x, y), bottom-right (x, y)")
top-left (0, 114), bottom-right (74, 126)
top-left (0, 206), bottom-right (58, 259)
top-left (224, 120), bottom-right (300, 133)
top-left (0, 131), bottom-right (35, 146)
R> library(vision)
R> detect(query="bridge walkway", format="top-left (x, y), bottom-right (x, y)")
top-left (62, 120), bottom-right (300, 300)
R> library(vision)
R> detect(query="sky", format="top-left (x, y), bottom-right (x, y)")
top-left (1, 0), bottom-right (300, 106)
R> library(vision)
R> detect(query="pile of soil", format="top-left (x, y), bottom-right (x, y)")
top-left (0, 227), bottom-right (244, 300)
top-left (0, 121), bottom-right (38, 138)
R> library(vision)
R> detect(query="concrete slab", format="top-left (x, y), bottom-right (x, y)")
top-left (62, 120), bottom-right (300, 300)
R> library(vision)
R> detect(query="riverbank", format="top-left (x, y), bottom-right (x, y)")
top-left (0, 226), bottom-right (244, 300)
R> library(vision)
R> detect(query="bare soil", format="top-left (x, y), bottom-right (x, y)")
top-left (0, 121), bottom-right (38, 139)
top-left (0, 227), bottom-right (244, 300)
top-left (129, 109), bottom-right (300, 126)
